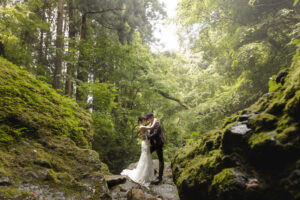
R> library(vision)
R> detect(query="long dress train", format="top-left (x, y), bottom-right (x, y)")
top-left (121, 136), bottom-right (155, 187)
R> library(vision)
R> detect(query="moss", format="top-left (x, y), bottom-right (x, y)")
top-left (45, 169), bottom-right (59, 183)
top-left (56, 172), bottom-right (74, 183)
top-left (0, 188), bottom-right (34, 199)
top-left (282, 57), bottom-right (300, 117)
top-left (265, 94), bottom-right (285, 115)
top-left (172, 131), bottom-right (230, 192)
top-left (0, 166), bottom-right (11, 177)
top-left (285, 57), bottom-right (300, 89)
top-left (0, 129), bottom-right (14, 145)
top-left (251, 92), bottom-right (275, 112)
top-left (222, 115), bottom-right (239, 128)
top-left (211, 168), bottom-right (236, 192)
top-left (285, 90), bottom-right (300, 118)
top-left (249, 112), bottom-right (277, 131)
top-left (175, 149), bottom-right (225, 187)
top-left (0, 57), bottom-right (92, 148)
top-left (100, 162), bottom-right (111, 175)
top-left (275, 126), bottom-right (299, 142)
top-left (248, 132), bottom-right (275, 148)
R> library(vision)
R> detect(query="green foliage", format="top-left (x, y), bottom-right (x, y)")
top-left (76, 0), bottom-right (165, 43)
top-left (174, 0), bottom-right (299, 142)
top-left (268, 75), bottom-right (282, 92)
top-left (88, 82), bottom-right (117, 112)
top-left (0, 0), bottom-right (48, 68)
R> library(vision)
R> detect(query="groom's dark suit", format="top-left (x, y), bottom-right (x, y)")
top-left (148, 121), bottom-right (165, 180)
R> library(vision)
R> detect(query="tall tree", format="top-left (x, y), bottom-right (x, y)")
top-left (52, 0), bottom-right (64, 89)
top-left (65, 0), bottom-right (76, 96)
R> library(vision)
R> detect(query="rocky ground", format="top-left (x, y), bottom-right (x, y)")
top-left (106, 160), bottom-right (180, 200)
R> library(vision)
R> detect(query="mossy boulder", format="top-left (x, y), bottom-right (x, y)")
top-left (0, 57), bottom-right (111, 199)
top-left (210, 168), bottom-right (247, 199)
top-left (172, 54), bottom-right (300, 199)
top-left (0, 57), bottom-right (92, 148)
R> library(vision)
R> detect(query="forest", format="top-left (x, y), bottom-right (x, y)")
top-left (0, 0), bottom-right (299, 199)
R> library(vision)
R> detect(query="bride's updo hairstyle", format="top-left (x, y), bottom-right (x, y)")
top-left (138, 116), bottom-right (146, 124)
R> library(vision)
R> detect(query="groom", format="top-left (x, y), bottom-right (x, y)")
top-left (146, 112), bottom-right (165, 184)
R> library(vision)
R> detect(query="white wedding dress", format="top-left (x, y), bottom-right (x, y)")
top-left (121, 130), bottom-right (155, 187)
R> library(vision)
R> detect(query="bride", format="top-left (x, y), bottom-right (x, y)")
top-left (121, 115), bottom-right (157, 187)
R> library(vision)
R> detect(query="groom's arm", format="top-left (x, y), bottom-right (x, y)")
top-left (147, 122), bottom-right (160, 139)
top-left (140, 118), bottom-right (157, 130)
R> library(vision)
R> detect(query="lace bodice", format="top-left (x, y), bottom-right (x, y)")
top-left (139, 126), bottom-right (149, 140)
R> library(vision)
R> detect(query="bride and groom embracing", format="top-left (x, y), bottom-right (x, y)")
top-left (121, 112), bottom-right (165, 187)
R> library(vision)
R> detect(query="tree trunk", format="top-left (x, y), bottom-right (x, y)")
top-left (37, 6), bottom-right (45, 76)
top-left (52, 0), bottom-right (64, 90)
top-left (80, 13), bottom-right (87, 40)
top-left (38, 28), bottom-right (44, 64)
top-left (76, 13), bottom-right (88, 104)
top-left (44, 8), bottom-right (51, 67)
top-left (65, 0), bottom-right (76, 96)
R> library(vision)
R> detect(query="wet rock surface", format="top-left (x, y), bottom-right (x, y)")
top-left (229, 123), bottom-right (251, 135)
top-left (110, 160), bottom-right (179, 200)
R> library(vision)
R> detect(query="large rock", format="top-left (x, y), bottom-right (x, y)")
top-left (127, 189), bottom-right (158, 200)
top-left (0, 58), bottom-right (111, 199)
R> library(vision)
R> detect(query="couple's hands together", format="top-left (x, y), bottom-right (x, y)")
top-left (140, 118), bottom-right (157, 130)
top-left (139, 118), bottom-right (157, 140)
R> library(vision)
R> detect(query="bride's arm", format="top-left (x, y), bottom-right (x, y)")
top-left (140, 118), bottom-right (157, 130)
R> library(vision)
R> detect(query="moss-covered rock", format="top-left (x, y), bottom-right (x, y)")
top-left (210, 168), bottom-right (248, 199)
top-left (172, 55), bottom-right (300, 199)
top-left (0, 57), bottom-right (92, 148)
top-left (0, 57), bottom-right (111, 199)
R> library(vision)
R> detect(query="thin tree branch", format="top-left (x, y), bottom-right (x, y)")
top-left (85, 8), bottom-right (124, 16)
top-left (154, 89), bottom-right (190, 110)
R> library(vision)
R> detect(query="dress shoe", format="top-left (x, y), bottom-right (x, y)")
top-left (151, 177), bottom-right (162, 185)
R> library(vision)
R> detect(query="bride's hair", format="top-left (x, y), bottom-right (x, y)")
top-left (138, 116), bottom-right (146, 124)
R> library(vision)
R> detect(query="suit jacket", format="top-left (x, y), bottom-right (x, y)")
top-left (148, 121), bottom-right (164, 149)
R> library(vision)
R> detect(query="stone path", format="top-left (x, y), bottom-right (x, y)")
top-left (105, 160), bottom-right (180, 200)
